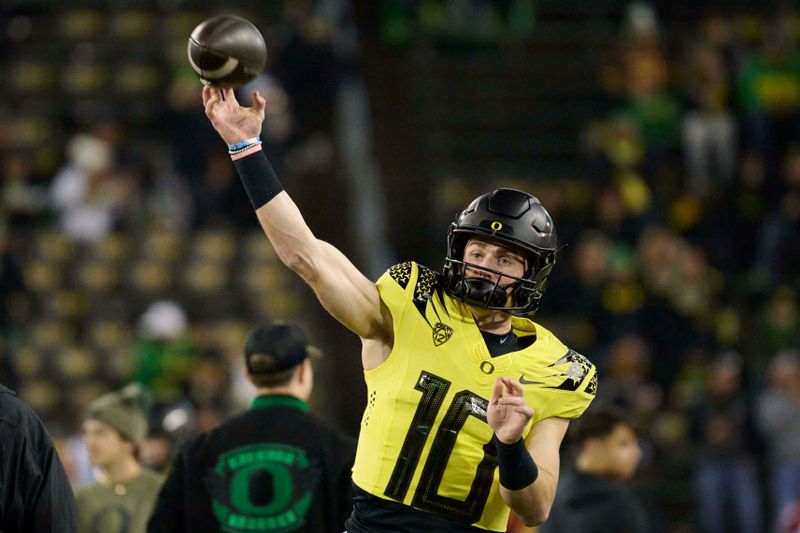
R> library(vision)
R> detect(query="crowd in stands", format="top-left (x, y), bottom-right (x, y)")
top-left (548, 6), bottom-right (800, 532)
top-left (0, 0), bottom-right (353, 501)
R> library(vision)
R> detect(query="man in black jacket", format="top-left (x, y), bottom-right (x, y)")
top-left (541, 406), bottom-right (648, 533)
top-left (148, 321), bottom-right (356, 533)
top-left (0, 384), bottom-right (79, 532)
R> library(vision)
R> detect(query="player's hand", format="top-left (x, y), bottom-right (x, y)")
top-left (488, 376), bottom-right (534, 444)
top-left (202, 86), bottom-right (266, 145)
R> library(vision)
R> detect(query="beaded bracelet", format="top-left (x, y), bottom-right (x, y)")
top-left (230, 143), bottom-right (262, 161)
top-left (227, 136), bottom-right (261, 152)
top-left (228, 140), bottom-right (262, 154)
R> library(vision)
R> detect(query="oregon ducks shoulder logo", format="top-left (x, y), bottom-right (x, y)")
top-left (206, 443), bottom-right (317, 533)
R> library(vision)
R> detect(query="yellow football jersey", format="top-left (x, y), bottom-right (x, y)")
top-left (351, 262), bottom-right (597, 531)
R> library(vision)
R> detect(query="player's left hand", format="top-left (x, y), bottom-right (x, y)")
top-left (488, 376), bottom-right (534, 444)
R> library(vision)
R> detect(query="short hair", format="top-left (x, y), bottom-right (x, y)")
top-left (247, 354), bottom-right (299, 388)
top-left (571, 405), bottom-right (633, 445)
top-left (244, 321), bottom-right (321, 389)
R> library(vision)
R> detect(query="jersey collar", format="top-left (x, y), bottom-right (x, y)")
top-left (251, 394), bottom-right (309, 412)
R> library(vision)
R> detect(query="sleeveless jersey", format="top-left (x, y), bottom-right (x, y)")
top-left (351, 262), bottom-right (597, 531)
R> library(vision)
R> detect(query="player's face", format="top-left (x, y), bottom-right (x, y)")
top-left (462, 239), bottom-right (527, 286)
top-left (602, 423), bottom-right (642, 481)
top-left (82, 419), bottom-right (135, 468)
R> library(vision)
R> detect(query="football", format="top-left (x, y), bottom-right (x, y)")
top-left (187, 15), bottom-right (267, 88)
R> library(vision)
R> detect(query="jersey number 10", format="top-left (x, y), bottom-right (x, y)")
top-left (384, 371), bottom-right (497, 523)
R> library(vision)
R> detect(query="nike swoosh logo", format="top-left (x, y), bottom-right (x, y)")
top-left (519, 375), bottom-right (544, 385)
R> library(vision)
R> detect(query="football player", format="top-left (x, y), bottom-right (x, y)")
top-left (202, 86), bottom-right (597, 532)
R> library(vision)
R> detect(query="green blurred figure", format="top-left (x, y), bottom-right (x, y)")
top-left (133, 301), bottom-right (197, 404)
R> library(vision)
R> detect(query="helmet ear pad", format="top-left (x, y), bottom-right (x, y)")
top-left (510, 252), bottom-right (555, 313)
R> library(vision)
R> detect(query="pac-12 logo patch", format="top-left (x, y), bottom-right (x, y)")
top-left (432, 322), bottom-right (453, 346)
top-left (206, 443), bottom-right (317, 533)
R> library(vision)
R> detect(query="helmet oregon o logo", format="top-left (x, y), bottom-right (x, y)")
top-left (490, 221), bottom-right (503, 231)
top-left (207, 443), bottom-right (315, 533)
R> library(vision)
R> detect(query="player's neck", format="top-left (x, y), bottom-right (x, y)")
top-left (255, 382), bottom-right (309, 402)
top-left (100, 455), bottom-right (142, 486)
top-left (470, 305), bottom-right (513, 334)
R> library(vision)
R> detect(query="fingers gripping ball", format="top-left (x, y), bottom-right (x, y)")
top-left (187, 15), bottom-right (267, 88)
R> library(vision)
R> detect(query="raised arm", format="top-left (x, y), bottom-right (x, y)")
top-left (488, 376), bottom-right (568, 526)
top-left (202, 87), bottom-right (391, 345)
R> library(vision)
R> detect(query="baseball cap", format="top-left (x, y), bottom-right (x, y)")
top-left (244, 321), bottom-right (321, 374)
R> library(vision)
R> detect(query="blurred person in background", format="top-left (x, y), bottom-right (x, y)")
top-left (541, 406), bottom-right (647, 533)
top-left (201, 87), bottom-right (596, 531)
top-left (49, 132), bottom-right (129, 243)
top-left (757, 350), bottom-right (800, 531)
top-left (148, 321), bottom-right (356, 533)
top-left (77, 384), bottom-right (164, 533)
top-left (690, 352), bottom-right (762, 533)
top-left (133, 300), bottom-right (197, 406)
top-left (737, 27), bottom-right (800, 175)
top-left (681, 39), bottom-right (736, 197)
top-left (750, 287), bottom-right (800, 382)
top-left (0, 384), bottom-right (78, 532)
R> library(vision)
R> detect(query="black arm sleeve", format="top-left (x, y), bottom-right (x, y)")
top-left (233, 150), bottom-right (284, 210)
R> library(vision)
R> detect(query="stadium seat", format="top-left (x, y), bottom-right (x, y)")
top-left (141, 230), bottom-right (184, 262)
top-left (183, 261), bottom-right (229, 293)
top-left (129, 260), bottom-right (174, 293)
top-left (31, 320), bottom-right (76, 350)
top-left (59, 9), bottom-right (106, 41)
top-left (89, 320), bottom-right (132, 351)
top-left (13, 346), bottom-right (44, 379)
top-left (9, 61), bottom-right (56, 94)
top-left (20, 379), bottom-right (60, 414)
top-left (56, 346), bottom-right (97, 380)
top-left (46, 289), bottom-right (86, 320)
top-left (93, 235), bottom-right (131, 262)
top-left (63, 62), bottom-right (109, 94)
top-left (109, 10), bottom-right (156, 41)
top-left (23, 261), bottom-right (62, 293)
top-left (113, 63), bottom-right (161, 95)
top-left (193, 230), bottom-right (236, 261)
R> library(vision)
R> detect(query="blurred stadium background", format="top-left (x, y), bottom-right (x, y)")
top-left (1, 0), bottom-right (800, 531)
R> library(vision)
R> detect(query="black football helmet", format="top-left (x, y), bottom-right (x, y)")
top-left (442, 188), bottom-right (558, 316)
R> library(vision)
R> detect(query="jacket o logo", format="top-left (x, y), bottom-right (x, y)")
top-left (432, 322), bottom-right (453, 346)
top-left (206, 443), bottom-right (315, 532)
top-left (491, 221), bottom-right (503, 231)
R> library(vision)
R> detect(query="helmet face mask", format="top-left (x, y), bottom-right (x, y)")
top-left (442, 188), bottom-right (558, 317)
